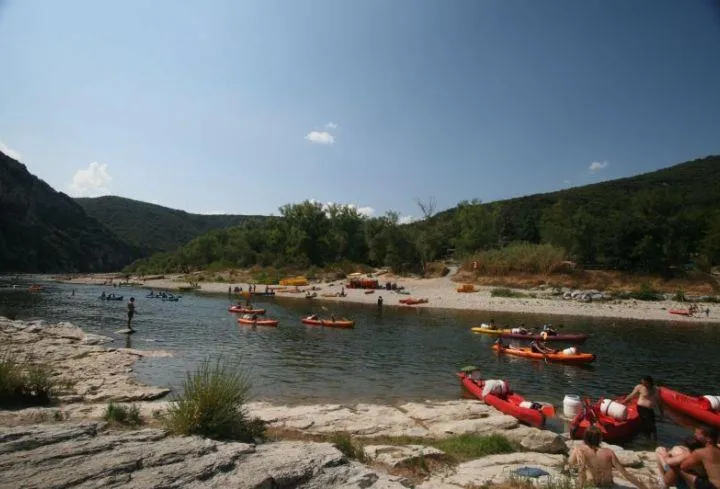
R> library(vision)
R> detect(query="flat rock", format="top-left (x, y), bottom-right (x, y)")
top-left (0, 423), bottom-right (410, 489)
top-left (363, 444), bottom-right (445, 468)
top-left (504, 426), bottom-right (567, 454)
top-left (427, 414), bottom-right (519, 437)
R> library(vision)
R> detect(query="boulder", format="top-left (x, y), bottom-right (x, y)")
top-left (503, 426), bottom-right (567, 454)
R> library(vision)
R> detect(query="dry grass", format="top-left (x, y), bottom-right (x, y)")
top-left (454, 269), bottom-right (718, 295)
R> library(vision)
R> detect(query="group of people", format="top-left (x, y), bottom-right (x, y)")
top-left (688, 304), bottom-right (711, 318)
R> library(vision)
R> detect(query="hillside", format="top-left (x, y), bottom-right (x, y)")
top-left (0, 151), bottom-right (138, 273)
top-left (126, 155), bottom-right (720, 276)
top-left (76, 196), bottom-right (267, 254)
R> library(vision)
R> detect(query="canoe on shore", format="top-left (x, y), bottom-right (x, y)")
top-left (457, 370), bottom-right (553, 428)
top-left (668, 309), bottom-right (693, 317)
top-left (471, 327), bottom-right (588, 344)
top-left (399, 298), bottom-right (428, 305)
top-left (228, 305), bottom-right (266, 314)
top-left (659, 387), bottom-right (720, 428)
top-left (301, 317), bottom-right (355, 329)
top-left (491, 343), bottom-right (596, 364)
top-left (570, 397), bottom-right (641, 443)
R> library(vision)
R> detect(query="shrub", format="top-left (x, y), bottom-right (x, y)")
top-left (491, 288), bottom-right (527, 298)
top-left (331, 432), bottom-right (367, 463)
top-left (164, 359), bottom-right (266, 442)
top-left (0, 353), bottom-right (55, 408)
top-left (673, 288), bottom-right (686, 302)
top-left (434, 433), bottom-right (514, 461)
top-left (465, 242), bottom-right (568, 276)
top-left (104, 402), bottom-right (143, 426)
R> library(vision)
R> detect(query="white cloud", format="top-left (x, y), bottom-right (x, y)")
top-left (355, 206), bottom-right (375, 217)
top-left (308, 199), bottom-right (375, 217)
top-left (0, 140), bottom-right (22, 161)
top-left (589, 161), bottom-right (608, 172)
top-left (563, 179), bottom-right (571, 185)
top-left (304, 131), bottom-right (335, 144)
top-left (68, 162), bottom-right (112, 197)
top-left (398, 215), bottom-right (414, 225)
top-left (325, 122), bottom-right (338, 129)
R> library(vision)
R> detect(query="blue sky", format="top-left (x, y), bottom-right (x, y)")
top-left (1, 1), bottom-right (720, 220)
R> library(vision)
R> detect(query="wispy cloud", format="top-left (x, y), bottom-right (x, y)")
top-left (304, 131), bottom-right (335, 145)
top-left (0, 140), bottom-right (22, 161)
top-left (589, 161), bottom-right (608, 172)
top-left (325, 122), bottom-right (338, 129)
top-left (563, 179), bottom-right (571, 185)
top-left (68, 162), bottom-right (112, 197)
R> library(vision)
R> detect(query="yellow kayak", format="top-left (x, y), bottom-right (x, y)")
top-left (471, 326), bottom-right (505, 336)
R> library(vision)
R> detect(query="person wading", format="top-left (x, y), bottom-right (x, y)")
top-left (127, 297), bottom-right (136, 331)
top-left (621, 375), bottom-right (663, 444)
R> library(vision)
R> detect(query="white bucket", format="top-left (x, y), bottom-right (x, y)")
top-left (600, 399), bottom-right (628, 421)
top-left (703, 395), bottom-right (720, 411)
top-left (511, 328), bottom-right (521, 334)
top-left (519, 401), bottom-right (533, 409)
top-left (562, 347), bottom-right (578, 355)
top-left (563, 394), bottom-right (583, 419)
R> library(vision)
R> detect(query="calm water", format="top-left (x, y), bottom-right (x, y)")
top-left (2, 276), bottom-right (718, 446)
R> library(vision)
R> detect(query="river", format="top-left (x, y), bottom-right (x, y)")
top-left (2, 276), bottom-right (718, 446)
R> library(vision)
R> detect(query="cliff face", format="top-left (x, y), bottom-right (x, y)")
top-left (0, 151), bottom-right (138, 272)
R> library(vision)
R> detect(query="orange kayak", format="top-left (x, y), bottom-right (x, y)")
top-left (237, 317), bottom-right (278, 327)
top-left (301, 317), bottom-right (355, 329)
top-left (491, 343), bottom-right (596, 364)
top-left (399, 298), bottom-right (428, 305)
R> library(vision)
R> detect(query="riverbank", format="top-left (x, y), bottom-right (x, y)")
top-left (56, 270), bottom-right (720, 324)
top-left (0, 316), bottom-right (662, 489)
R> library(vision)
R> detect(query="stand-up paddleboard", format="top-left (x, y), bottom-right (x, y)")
top-left (115, 329), bottom-right (136, 334)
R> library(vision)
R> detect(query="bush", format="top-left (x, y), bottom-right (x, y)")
top-left (331, 432), bottom-right (367, 462)
top-left (434, 433), bottom-right (514, 461)
top-left (0, 354), bottom-right (54, 408)
top-left (490, 288), bottom-right (527, 298)
top-left (674, 288), bottom-right (686, 302)
top-left (164, 359), bottom-right (266, 442)
top-left (103, 402), bottom-right (143, 426)
top-left (465, 243), bottom-right (567, 276)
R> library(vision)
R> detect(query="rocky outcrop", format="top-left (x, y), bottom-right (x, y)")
top-left (0, 318), bottom-right (170, 410)
top-left (0, 150), bottom-right (139, 272)
top-left (0, 423), bottom-right (411, 489)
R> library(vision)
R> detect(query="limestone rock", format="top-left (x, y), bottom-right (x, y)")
top-left (363, 444), bottom-right (445, 468)
top-left (504, 426), bottom-right (567, 454)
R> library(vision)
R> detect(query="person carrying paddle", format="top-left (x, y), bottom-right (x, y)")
top-left (680, 427), bottom-right (720, 489)
top-left (127, 297), bottom-right (136, 331)
top-left (620, 375), bottom-right (662, 444)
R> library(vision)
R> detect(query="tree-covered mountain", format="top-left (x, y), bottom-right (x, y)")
top-left (75, 196), bottom-right (268, 254)
top-left (126, 154), bottom-right (720, 276)
top-left (0, 151), bottom-right (138, 273)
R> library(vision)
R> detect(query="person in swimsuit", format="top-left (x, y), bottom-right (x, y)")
top-left (127, 297), bottom-right (136, 330)
top-left (621, 375), bottom-right (662, 443)
top-left (656, 437), bottom-right (705, 489)
top-left (680, 427), bottom-right (720, 489)
top-left (568, 425), bottom-right (649, 489)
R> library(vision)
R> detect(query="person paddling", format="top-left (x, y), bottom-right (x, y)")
top-left (127, 297), bottom-right (136, 331)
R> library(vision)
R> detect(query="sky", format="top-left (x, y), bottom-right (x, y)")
top-left (1, 1), bottom-right (720, 221)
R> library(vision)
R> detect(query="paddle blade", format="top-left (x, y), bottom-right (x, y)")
top-left (460, 365), bottom-right (480, 373)
top-left (541, 403), bottom-right (556, 418)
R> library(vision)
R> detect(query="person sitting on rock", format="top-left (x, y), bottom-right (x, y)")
top-left (569, 425), bottom-right (649, 489)
top-left (656, 436), bottom-right (704, 489)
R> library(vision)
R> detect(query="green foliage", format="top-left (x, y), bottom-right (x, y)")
top-left (164, 359), bottom-right (266, 442)
top-left (0, 353), bottom-right (54, 407)
top-left (467, 243), bottom-right (567, 275)
top-left (490, 288), bottom-right (527, 298)
top-left (103, 402), bottom-right (143, 426)
top-left (617, 283), bottom-right (664, 301)
top-left (433, 433), bottom-right (514, 461)
top-left (331, 432), bottom-right (367, 462)
top-left (673, 288), bottom-right (686, 302)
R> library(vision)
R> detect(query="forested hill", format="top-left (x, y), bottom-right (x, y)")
top-left (126, 154), bottom-right (720, 276)
top-left (0, 151), bottom-right (138, 273)
top-left (75, 196), bottom-right (267, 254)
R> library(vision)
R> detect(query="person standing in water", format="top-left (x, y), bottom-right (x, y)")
top-left (621, 375), bottom-right (663, 444)
top-left (127, 297), bottom-right (136, 331)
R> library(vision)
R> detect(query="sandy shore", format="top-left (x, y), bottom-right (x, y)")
top-left (56, 270), bottom-right (719, 324)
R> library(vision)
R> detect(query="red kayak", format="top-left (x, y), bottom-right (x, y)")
top-left (570, 397), bottom-right (641, 443)
top-left (668, 309), bottom-right (693, 317)
top-left (237, 317), bottom-right (278, 327)
top-left (228, 305), bottom-right (266, 314)
top-left (301, 317), bottom-right (355, 329)
top-left (659, 387), bottom-right (720, 428)
top-left (457, 371), bottom-right (554, 428)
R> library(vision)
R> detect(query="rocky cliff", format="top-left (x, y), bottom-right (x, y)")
top-left (0, 151), bottom-right (139, 272)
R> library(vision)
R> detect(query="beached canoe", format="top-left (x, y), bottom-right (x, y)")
top-left (659, 387), bottom-right (720, 428)
top-left (569, 397), bottom-right (641, 443)
top-left (491, 343), bottom-right (595, 364)
top-left (237, 317), bottom-right (278, 327)
top-left (301, 317), bottom-right (355, 329)
top-left (228, 305), bottom-right (266, 314)
top-left (668, 309), bottom-right (693, 317)
top-left (399, 298), bottom-right (428, 305)
top-left (457, 371), bottom-right (553, 428)
top-left (471, 327), bottom-right (588, 344)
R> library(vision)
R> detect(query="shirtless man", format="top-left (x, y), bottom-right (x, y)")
top-left (620, 375), bottom-right (662, 443)
top-left (656, 437), bottom-right (705, 489)
top-left (680, 427), bottom-right (720, 489)
top-left (569, 425), bottom-right (649, 489)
